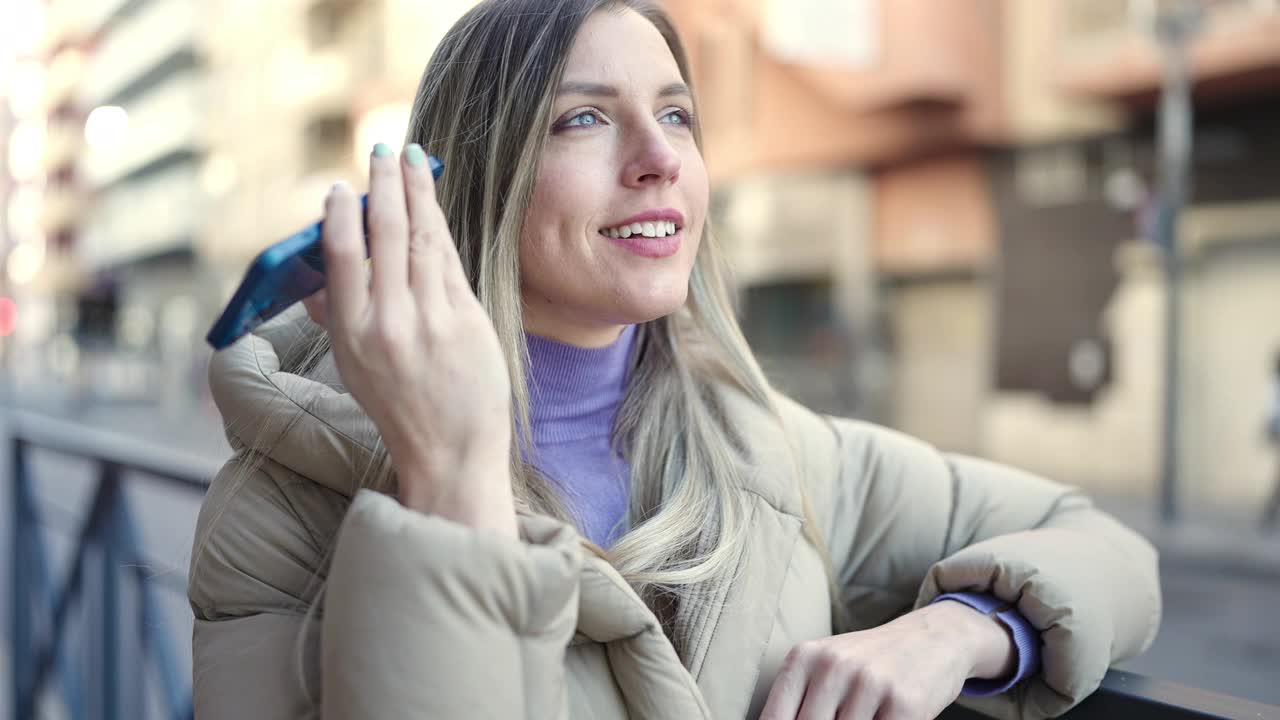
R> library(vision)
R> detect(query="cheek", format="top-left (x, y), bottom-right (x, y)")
top-left (526, 180), bottom-right (565, 235)
top-left (682, 162), bottom-right (709, 259)
top-left (518, 231), bottom-right (569, 301)
top-left (519, 200), bottom-right (591, 297)
top-left (679, 148), bottom-right (709, 213)
top-left (531, 155), bottom-right (597, 223)
top-left (520, 178), bottom-right (569, 265)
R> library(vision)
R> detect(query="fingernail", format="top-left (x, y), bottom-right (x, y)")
top-left (329, 180), bottom-right (350, 196)
top-left (405, 143), bottom-right (426, 167)
top-left (372, 143), bottom-right (392, 158)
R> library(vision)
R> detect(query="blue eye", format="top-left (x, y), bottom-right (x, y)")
top-left (555, 107), bottom-right (694, 133)
top-left (563, 110), bottom-right (604, 128)
top-left (660, 108), bottom-right (694, 127)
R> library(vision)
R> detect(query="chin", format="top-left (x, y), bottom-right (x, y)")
top-left (614, 280), bottom-right (689, 324)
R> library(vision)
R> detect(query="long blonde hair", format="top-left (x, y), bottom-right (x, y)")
top-left (255, 0), bottom-right (838, 666)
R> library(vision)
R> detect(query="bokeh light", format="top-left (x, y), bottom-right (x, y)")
top-left (6, 242), bottom-right (46, 286)
top-left (354, 103), bottom-right (411, 171)
top-left (7, 187), bottom-right (44, 240)
top-left (0, 297), bottom-right (17, 338)
top-left (84, 105), bottom-right (130, 148)
top-left (7, 119), bottom-right (46, 181)
top-left (6, 60), bottom-right (46, 119)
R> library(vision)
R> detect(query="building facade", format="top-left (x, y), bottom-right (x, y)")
top-left (665, 0), bottom-right (1280, 512)
top-left (4, 0), bottom-right (1279, 511)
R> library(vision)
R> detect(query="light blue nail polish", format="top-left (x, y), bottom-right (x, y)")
top-left (405, 144), bottom-right (426, 166)
top-left (372, 143), bottom-right (392, 158)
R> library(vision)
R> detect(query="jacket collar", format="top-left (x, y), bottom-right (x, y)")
top-left (208, 305), bottom-right (380, 497)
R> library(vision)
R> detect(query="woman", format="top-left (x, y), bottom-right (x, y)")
top-left (187, 1), bottom-right (1161, 718)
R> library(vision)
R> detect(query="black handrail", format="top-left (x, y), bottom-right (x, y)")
top-left (8, 409), bottom-right (218, 720)
top-left (7, 409), bottom-right (1280, 719)
top-left (941, 669), bottom-right (1280, 719)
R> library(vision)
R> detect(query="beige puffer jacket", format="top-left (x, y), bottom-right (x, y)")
top-left (188, 307), bottom-right (1160, 719)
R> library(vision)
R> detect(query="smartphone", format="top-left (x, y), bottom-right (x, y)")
top-left (205, 156), bottom-right (444, 350)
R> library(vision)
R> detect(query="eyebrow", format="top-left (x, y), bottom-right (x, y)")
top-left (556, 81), bottom-right (691, 99)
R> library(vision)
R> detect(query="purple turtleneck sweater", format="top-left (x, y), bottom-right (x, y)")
top-left (525, 324), bottom-right (638, 548)
top-left (524, 324), bottom-right (1040, 696)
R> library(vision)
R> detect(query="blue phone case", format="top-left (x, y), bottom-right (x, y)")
top-left (206, 156), bottom-right (444, 350)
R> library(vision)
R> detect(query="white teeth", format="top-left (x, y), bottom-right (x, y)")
top-left (601, 220), bottom-right (680, 238)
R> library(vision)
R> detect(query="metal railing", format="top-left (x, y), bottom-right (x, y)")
top-left (8, 409), bottom-right (220, 720)
top-left (6, 409), bottom-right (1280, 719)
top-left (941, 669), bottom-right (1280, 719)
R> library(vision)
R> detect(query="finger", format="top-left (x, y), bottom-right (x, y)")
top-left (321, 183), bottom-right (367, 331)
top-left (301, 288), bottom-right (329, 329)
top-left (408, 154), bottom-right (472, 302)
top-left (368, 143), bottom-right (413, 313)
top-left (759, 660), bottom-right (808, 720)
top-left (836, 677), bottom-right (884, 720)
top-left (796, 670), bottom-right (846, 720)
top-left (401, 143), bottom-right (448, 311)
top-left (436, 212), bottom-right (471, 293)
top-left (439, 230), bottom-right (475, 304)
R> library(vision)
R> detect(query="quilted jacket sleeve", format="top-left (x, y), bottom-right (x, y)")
top-left (820, 418), bottom-right (1161, 720)
top-left (320, 488), bottom-right (582, 719)
top-left (188, 455), bottom-right (583, 719)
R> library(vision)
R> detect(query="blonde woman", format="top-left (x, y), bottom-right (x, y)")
top-left (187, 1), bottom-right (1161, 718)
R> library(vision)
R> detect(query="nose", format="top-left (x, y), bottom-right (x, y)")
top-left (622, 125), bottom-right (681, 188)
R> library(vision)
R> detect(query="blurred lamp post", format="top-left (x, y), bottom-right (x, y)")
top-left (1146, 0), bottom-right (1204, 525)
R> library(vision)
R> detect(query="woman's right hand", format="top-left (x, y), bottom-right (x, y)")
top-left (315, 143), bottom-right (517, 537)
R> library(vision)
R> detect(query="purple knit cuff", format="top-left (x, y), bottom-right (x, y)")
top-left (932, 592), bottom-right (1042, 697)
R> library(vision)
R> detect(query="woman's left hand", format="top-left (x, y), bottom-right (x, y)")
top-left (759, 600), bottom-right (1013, 720)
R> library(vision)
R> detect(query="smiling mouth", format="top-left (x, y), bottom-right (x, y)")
top-left (598, 220), bottom-right (682, 239)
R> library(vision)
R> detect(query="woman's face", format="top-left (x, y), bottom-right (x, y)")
top-left (519, 8), bottom-right (708, 347)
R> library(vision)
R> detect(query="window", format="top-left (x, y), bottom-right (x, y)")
top-left (762, 0), bottom-right (879, 69)
top-left (303, 112), bottom-right (353, 173)
top-left (696, 20), bottom-right (753, 134)
top-left (307, 0), bottom-right (364, 50)
top-left (740, 280), bottom-right (860, 416)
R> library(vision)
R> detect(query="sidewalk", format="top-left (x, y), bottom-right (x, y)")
top-left (0, 379), bottom-right (231, 465)
top-left (1094, 494), bottom-right (1280, 706)
top-left (1096, 494), bottom-right (1280, 580)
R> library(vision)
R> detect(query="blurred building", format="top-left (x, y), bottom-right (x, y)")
top-left (666, 0), bottom-right (1280, 511)
top-left (976, 0), bottom-right (1280, 511)
top-left (4, 0), bottom-right (1279, 511)
top-left (1, 0), bottom-right (479, 413)
top-left (5, 0), bottom-right (221, 409)
top-left (665, 0), bottom-right (1106, 439)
